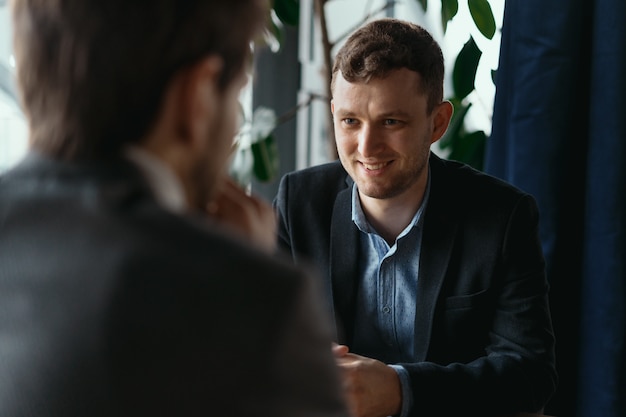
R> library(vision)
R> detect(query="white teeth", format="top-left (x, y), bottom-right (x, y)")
top-left (363, 162), bottom-right (387, 170)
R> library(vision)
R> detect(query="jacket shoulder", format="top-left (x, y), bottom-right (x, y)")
top-left (275, 160), bottom-right (350, 212)
top-left (280, 160), bottom-right (349, 193)
top-left (431, 155), bottom-right (536, 209)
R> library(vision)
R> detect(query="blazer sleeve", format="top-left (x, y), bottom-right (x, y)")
top-left (262, 269), bottom-right (350, 417)
top-left (107, 235), bottom-right (349, 417)
top-left (401, 194), bottom-right (557, 416)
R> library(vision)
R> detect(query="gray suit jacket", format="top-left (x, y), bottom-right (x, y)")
top-left (0, 152), bottom-right (348, 417)
top-left (274, 154), bottom-right (557, 416)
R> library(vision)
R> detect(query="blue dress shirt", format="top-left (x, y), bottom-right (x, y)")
top-left (350, 176), bottom-right (430, 417)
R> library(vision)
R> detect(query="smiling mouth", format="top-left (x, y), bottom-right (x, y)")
top-left (362, 161), bottom-right (390, 171)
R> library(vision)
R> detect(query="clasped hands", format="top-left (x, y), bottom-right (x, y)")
top-left (332, 343), bottom-right (403, 417)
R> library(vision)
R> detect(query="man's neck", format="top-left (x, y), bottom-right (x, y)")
top-left (124, 146), bottom-right (188, 214)
top-left (359, 186), bottom-right (426, 246)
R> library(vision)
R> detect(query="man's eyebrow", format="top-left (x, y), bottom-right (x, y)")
top-left (333, 109), bottom-right (414, 119)
top-left (378, 110), bottom-right (412, 119)
top-left (333, 109), bottom-right (357, 117)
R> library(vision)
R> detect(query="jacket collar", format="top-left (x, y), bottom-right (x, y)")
top-left (329, 174), bottom-right (359, 343)
top-left (3, 150), bottom-right (156, 210)
top-left (413, 154), bottom-right (459, 360)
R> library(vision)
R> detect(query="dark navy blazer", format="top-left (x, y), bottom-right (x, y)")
top-left (275, 153), bottom-right (558, 416)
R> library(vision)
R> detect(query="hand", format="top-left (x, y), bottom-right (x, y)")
top-left (206, 178), bottom-right (277, 252)
top-left (332, 344), bottom-right (402, 417)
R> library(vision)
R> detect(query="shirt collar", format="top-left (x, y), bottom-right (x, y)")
top-left (124, 146), bottom-right (187, 214)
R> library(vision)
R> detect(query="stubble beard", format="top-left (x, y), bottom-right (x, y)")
top-left (355, 157), bottom-right (427, 200)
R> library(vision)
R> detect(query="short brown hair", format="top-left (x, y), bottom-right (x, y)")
top-left (331, 18), bottom-right (444, 113)
top-left (11, 0), bottom-right (267, 160)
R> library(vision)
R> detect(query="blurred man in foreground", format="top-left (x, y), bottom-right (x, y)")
top-left (0, 0), bottom-right (348, 416)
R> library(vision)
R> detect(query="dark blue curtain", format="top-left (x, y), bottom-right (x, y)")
top-left (486, 1), bottom-right (625, 416)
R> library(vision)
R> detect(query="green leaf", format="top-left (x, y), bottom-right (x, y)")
top-left (273, 0), bottom-right (299, 27)
top-left (438, 100), bottom-right (486, 170)
top-left (452, 36), bottom-right (482, 99)
top-left (468, 0), bottom-right (496, 40)
top-left (439, 98), bottom-right (471, 150)
top-left (251, 134), bottom-right (280, 182)
top-left (491, 68), bottom-right (498, 85)
top-left (447, 130), bottom-right (486, 170)
top-left (416, 0), bottom-right (428, 12)
top-left (441, 0), bottom-right (459, 32)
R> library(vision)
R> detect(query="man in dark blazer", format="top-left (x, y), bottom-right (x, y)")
top-left (275, 19), bottom-right (557, 417)
top-left (0, 1), bottom-right (348, 416)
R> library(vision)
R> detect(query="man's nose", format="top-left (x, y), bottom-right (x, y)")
top-left (357, 125), bottom-right (383, 157)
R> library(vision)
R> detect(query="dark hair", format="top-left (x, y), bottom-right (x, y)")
top-left (11, 0), bottom-right (267, 160)
top-left (331, 18), bottom-right (444, 113)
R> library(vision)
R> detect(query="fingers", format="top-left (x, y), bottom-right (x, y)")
top-left (332, 354), bottom-right (403, 417)
top-left (332, 343), bottom-right (350, 357)
top-left (206, 177), bottom-right (277, 252)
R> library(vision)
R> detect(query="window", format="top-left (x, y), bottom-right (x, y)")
top-left (0, 5), bottom-right (27, 172)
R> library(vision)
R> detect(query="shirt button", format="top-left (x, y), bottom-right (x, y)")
top-left (382, 306), bottom-right (391, 313)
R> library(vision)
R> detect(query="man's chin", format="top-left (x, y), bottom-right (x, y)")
top-left (356, 182), bottom-right (394, 200)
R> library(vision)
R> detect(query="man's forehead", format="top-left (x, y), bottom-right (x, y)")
top-left (333, 68), bottom-right (424, 91)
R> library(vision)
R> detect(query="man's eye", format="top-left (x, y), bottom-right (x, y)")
top-left (383, 119), bottom-right (399, 125)
top-left (343, 118), bottom-right (358, 125)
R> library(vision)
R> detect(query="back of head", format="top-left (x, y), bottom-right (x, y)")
top-left (331, 18), bottom-right (444, 113)
top-left (10, 0), bottom-right (267, 161)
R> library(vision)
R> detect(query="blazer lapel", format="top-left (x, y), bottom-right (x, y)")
top-left (329, 180), bottom-right (360, 344)
top-left (413, 155), bottom-right (459, 361)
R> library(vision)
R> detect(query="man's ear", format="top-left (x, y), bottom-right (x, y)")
top-left (430, 100), bottom-right (454, 145)
top-left (331, 100), bottom-right (335, 114)
top-left (176, 55), bottom-right (224, 148)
